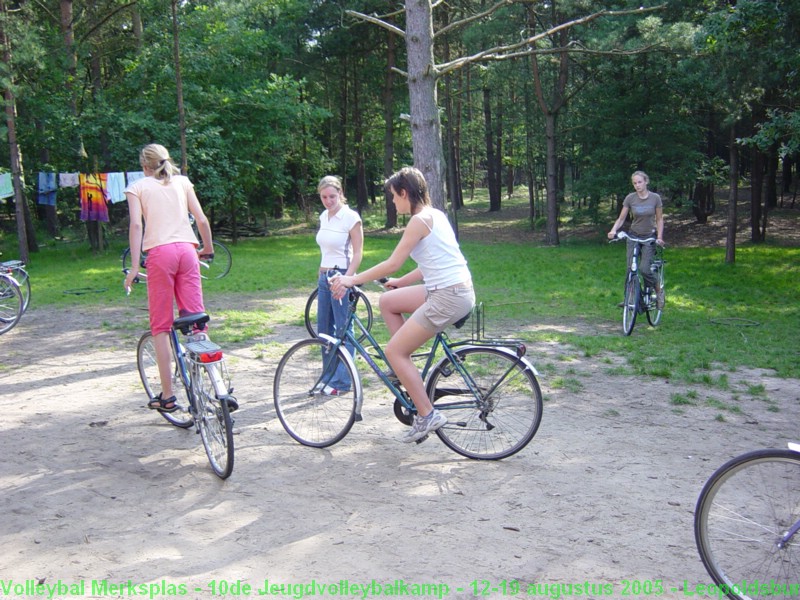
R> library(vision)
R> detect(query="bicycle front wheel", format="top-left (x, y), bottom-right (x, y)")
top-left (622, 275), bottom-right (638, 336)
top-left (304, 288), bottom-right (374, 343)
top-left (646, 261), bottom-right (664, 327)
top-left (0, 275), bottom-right (22, 335)
top-left (273, 337), bottom-right (357, 447)
top-left (198, 240), bottom-right (232, 280)
top-left (136, 332), bottom-right (194, 428)
top-left (426, 347), bottom-right (543, 460)
top-left (193, 363), bottom-right (234, 479)
top-left (694, 448), bottom-right (800, 599)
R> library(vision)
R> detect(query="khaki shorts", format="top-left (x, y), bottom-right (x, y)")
top-left (410, 281), bottom-right (475, 333)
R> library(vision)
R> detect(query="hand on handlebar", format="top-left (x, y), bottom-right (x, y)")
top-left (122, 268), bottom-right (140, 295)
top-left (329, 272), bottom-right (352, 301)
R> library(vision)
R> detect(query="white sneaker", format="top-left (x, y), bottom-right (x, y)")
top-left (187, 331), bottom-right (209, 343)
top-left (401, 410), bottom-right (447, 443)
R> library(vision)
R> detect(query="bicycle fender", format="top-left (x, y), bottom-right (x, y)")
top-left (430, 344), bottom-right (540, 378)
top-left (318, 333), bottom-right (364, 418)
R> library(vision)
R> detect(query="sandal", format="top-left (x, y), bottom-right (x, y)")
top-left (148, 393), bottom-right (178, 413)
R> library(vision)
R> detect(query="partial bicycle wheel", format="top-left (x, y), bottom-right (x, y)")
top-left (136, 332), bottom-right (194, 428)
top-left (622, 275), bottom-right (638, 336)
top-left (646, 260), bottom-right (664, 327)
top-left (426, 347), bottom-right (543, 460)
top-left (304, 287), bottom-right (374, 343)
top-left (193, 363), bottom-right (234, 479)
top-left (694, 448), bottom-right (800, 599)
top-left (2, 263), bottom-right (30, 313)
top-left (0, 275), bottom-right (23, 335)
top-left (273, 337), bottom-right (358, 447)
top-left (198, 240), bottom-right (232, 280)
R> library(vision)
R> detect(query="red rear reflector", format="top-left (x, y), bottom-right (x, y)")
top-left (200, 351), bottom-right (223, 363)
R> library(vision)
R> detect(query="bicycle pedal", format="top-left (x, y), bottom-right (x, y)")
top-left (415, 434), bottom-right (429, 444)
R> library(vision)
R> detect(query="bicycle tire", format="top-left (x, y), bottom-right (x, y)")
top-left (426, 346), bottom-right (543, 460)
top-left (136, 332), bottom-right (194, 428)
top-left (622, 275), bottom-right (638, 336)
top-left (694, 448), bottom-right (800, 599)
top-left (304, 287), bottom-right (374, 343)
top-left (0, 275), bottom-right (23, 335)
top-left (199, 240), bottom-right (232, 280)
top-left (273, 337), bottom-right (357, 447)
top-left (646, 260), bottom-right (664, 327)
top-left (193, 362), bottom-right (234, 479)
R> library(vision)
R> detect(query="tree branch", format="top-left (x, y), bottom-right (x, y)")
top-left (435, 0), bottom-right (514, 39)
top-left (345, 9), bottom-right (406, 38)
top-left (437, 4), bottom-right (666, 76)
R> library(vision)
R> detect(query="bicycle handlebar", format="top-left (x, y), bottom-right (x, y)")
top-left (610, 231), bottom-right (662, 245)
top-left (122, 268), bottom-right (141, 295)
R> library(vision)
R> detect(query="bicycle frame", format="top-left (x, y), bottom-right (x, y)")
top-left (316, 290), bottom-right (535, 421)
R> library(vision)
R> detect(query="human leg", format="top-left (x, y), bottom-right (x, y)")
top-left (145, 245), bottom-right (180, 403)
top-left (385, 318), bottom-right (436, 416)
top-left (316, 271), bottom-right (334, 337)
top-left (379, 285), bottom-right (427, 335)
top-left (173, 243), bottom-right (206, 332)
top-left (151, 331), bottom-right (176, 410)
top-left (640, 242), bottom-right (656, 290)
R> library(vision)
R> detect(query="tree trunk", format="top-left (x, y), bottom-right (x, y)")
top-left (483, 86), bottom-right (500, 212)
top-left (404, 0), bottom-right (447, 211)
top-left (382, 25), bottom-right (397, 228)
top-left (543, 111), bottom-right (559, 245)
top-left (1, 0), bottom-right (37, 260)
top-left (750, 149), bottom-right (764, 241)
top-left (725, 125), bottom-right (738, 264)
top-left (171, 0), bottom-right (188, 174)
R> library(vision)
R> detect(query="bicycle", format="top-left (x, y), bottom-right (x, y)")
top-left (128, 271), bottom-right (237, 478)
top-left (0, 259), bottom-right (30, 313)
top-left (304, 269), bottom-right (375, 342)
top-left (122, 214), bottom-right (232, 280)
top-left (273, 287), bottom-right (544, 460)
top-left (0, 272), bottom-right (23, 335)
top-left (694, 443), bottom-right (800, 599)
top-left (611, 231), bottom-right (665, 335)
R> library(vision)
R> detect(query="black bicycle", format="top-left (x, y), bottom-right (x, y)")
top-left (304, 271), bottom-right (374, 343)
top-left (611, 231), bottom-right (665, 335)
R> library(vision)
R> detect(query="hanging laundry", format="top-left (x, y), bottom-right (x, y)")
top-left (37, 172), bottom-right (58, 206)
top-left (59, 172), bottom-right (79, 188)
top-left (0, 173), bottom-right (13, 199)
top-left (125, 171), bottom-right (145, 185)
top-left (79, 173), bottom-right (109, 222)
top-left (106, 172), bottom-right (126, 203)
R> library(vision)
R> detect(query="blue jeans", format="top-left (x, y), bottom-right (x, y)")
top-left (317, 270), bottom-right (354, 391)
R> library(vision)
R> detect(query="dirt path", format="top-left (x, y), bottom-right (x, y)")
top-left (2, 297), bottom-right (799, 599)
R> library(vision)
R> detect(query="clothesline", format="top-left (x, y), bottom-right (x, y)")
top-left (0, 170), bottom-right (144, 223)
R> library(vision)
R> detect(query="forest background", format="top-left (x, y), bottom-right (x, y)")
top-left (0, 0), bottom-right (798, 261)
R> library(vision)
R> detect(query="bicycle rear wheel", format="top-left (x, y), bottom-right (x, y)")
top-left (304, 287), bottom-right (373, 343)
top-left (0, 275), bottom-right (22, 335)
top-left (694, 448), bottom-right (800, 600)
top-left (199, 240), bottom-right (232, 280)
top-left (273, 337), bottom-right (357, 447)
top-left (136, 332), bottom-right (194, 428)
top-left (646, 260), bottom-right (664, 327)
top-left (426, 347), bottom-right (543, 460)
top-left (193, 363), bottom-right (234, 479)
top-left (622, 275), bottom-right (638, 336)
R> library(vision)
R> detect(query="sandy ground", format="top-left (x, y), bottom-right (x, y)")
top-left (2, 293), bottom-right (799, 600)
